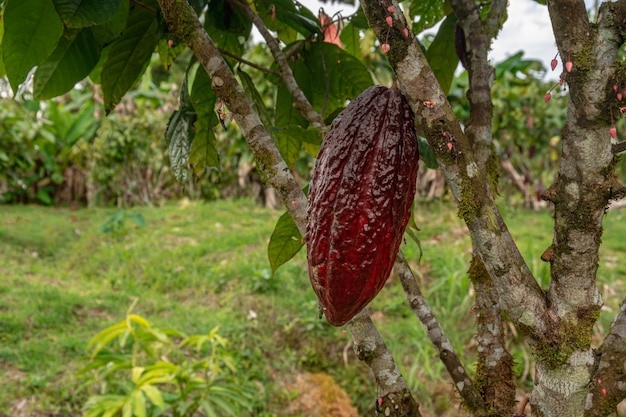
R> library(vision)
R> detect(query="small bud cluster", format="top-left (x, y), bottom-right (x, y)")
top-left (544, 48), bottom-right (573, 103)
top-left (596, 379), bottom-right (607, 397)
top-left (379, 2), bottom-right (410, 54)
top-left (607, 93), bottom-right (626, 141)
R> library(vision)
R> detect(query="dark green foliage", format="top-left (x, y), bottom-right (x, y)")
top-left (33, 29), bottom-right (101, 99)
top-left (0, 94), bottom-right (99, 204)
top-left (425, 13), bottom-right (459, 95)
top-left (275, 42), bottom-right (373, 127)
top-left (52, 0), bottom-right (122, 28)
top-left (2, 0), bottom-right (64, 92)
top-left (101, 2), bottom-right (160, 113)
top-left (268, 210), bottom-right (303, 273)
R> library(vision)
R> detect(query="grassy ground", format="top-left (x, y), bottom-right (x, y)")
top-left (1, 199), bottom-right (625, 416)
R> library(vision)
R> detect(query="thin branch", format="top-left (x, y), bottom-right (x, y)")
top-left (218, 48), bottom-right (282, 78)
top-left (228, 0), bottom-right (326, 131)
top-left (586, 298), bottom-right (626, 417)
top-left (394, 252), bottom-right (485, 412)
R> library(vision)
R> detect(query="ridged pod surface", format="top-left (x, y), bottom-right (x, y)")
top-left (306, 85), bottom-right (419, 326)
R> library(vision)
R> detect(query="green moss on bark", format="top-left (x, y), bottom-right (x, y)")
top-left (529, 306), bottom-right (599, 369)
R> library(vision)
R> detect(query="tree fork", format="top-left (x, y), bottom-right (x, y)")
top-left (157, 1), bottom-right (421, 415)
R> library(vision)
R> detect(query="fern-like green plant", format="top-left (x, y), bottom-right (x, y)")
top-left (76, 301), bottom-right (253, 417)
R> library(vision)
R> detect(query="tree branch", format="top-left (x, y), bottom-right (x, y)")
top-left (158, 0), bottom-right (308, 233)
top-left (359, 0), bottom-right (550, 342)
top-left (227, 0), bottom-right (326, 131)
top-left (544, 0), bottom-right (619, 323)
top-left (394, 252), bottom-right (485, 412)
top-left (525, 1), bottom-right (626, 414)
top-left (586, 298), bottom-right (626, 417)
top-left (349, 311), bottom-right (422, 417)
top-left (448, 3), bottom-right (517, 412)
top-left (157, 2), bottom-right (420, 414)
top-left (469, 254), bottom-right (516, 415)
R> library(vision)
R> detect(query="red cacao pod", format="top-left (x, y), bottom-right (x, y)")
top-left (306, 85), bottom-right (419, 326)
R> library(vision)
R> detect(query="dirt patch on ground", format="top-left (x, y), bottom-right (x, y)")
top-left (282, 372), bottom-right (359, 417)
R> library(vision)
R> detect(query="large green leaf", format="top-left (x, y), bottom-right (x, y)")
top-left (33, 29), bottom-right (100, 99)
top-left (425, 13), bottom-right (458, 95)
top-left (2, 0), bottom-right (64, 93)
top-left (273, 125), bottom-right (321, 168)
top-left (237, 68), bottom-right (274, 128)
top-left (275, 42), bottom-right (373, 127)
top-left (205, 0), bottom-right (251, 59)
top-left (254, 0), bottom-right (321, 42)
top-left (90, 0), bottom-right (129, 46)
top-left (101, 2), bottom-right (159, 113)
top-left (408, 0), bottom-right (449, 34)
top-left (339, 21), bottom-right (361, 61)
top-left (52, 0), bottom-right (122, 28)
top-left (166, 76), bottom-right (196, 182)
top-left (418, 136), bottom-right (438, 169)
top-left (268, 210), bottom-right (303, 274)
top-left (189, 66), bottom-right (219, 176)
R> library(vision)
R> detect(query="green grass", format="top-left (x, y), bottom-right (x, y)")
top-left (1, 199), bottom-right (625, 416)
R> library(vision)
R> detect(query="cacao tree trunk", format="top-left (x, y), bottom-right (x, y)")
top-left (358, 0), bottom-right (626, 415)
top-left (157, 0), bottom-right (626, 415)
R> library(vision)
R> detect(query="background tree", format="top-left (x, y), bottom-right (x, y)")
top-left (2, 0), bottom-right (626, 416)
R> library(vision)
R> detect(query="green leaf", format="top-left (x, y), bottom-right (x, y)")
top-left (64, 101), bottom-right (99, 145)
top-left (52, 0), bottom-right (122, 28)
top-left (238, 68), bottom-right (272, 129)
top-left (408, 0), bottom-right (449, 34)
top-left (33, 28), bottom-right (100, 99)
top-left (189, 65), bottom-right (219, 176)
top-left (425, 13), bottom-right (458, 95)
top-left (205, 0), bottom-right (251, 58)
top-left (405, 203), bottom-right (422, 262)
top-left (101, 2), bottom-right (159, 113)
top-left (127, 313), bottom-right (151, 329)
top-left (273, 125), bottom-right (321, 168)
top-left (272, 127), bottom-right (302, 169)
top-left (254, 0), bottom-right (322, 40)
top-left (131, 389), bottom-right (147, 417)
top-left (338, 21), bottom-right (361, 61)
top-left (209, 396), bottom-right (238, 417)
top-left (86, 320), bottom-right (128, 356)
top-left (268, 210), bottom-right (303, 274)
top-left (2, 0), bottom-right (64, 93)
top-left (140, 384), bottom-right (165, 410)
top-left (157, 38), bottom-right (186, 70)
top-left (90, 0), bottom-right (129, 46)
top-left (275, 42), bottom-right (372, 127)
top-left (418, 136), bottom-right (438, 169)
top-left (166, 75), bottom-right (196, 182)
top-left (121, 398), bottom-right (132, 417)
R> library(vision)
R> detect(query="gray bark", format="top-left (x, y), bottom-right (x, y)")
top-left (158, 0), bottom-right (626, 415)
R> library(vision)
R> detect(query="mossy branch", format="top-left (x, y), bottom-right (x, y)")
top-left (156, 1), bottom-right (422, 414)
top-left (359, 0), bottom-right (548, 342)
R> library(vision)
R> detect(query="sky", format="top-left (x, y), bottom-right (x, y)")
top-left (298, 0), bottom-right (599, 82)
